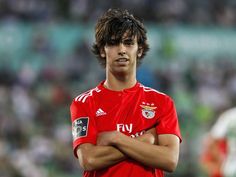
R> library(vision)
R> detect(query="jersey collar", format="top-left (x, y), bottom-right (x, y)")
top-left (98, 80), bottom-right (140, 94)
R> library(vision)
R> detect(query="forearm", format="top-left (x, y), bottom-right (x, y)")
top-left (112, 133), bottom-right (179, 172)
top-left (77, 132), bottom-right (155, 171)
top-left (77, 143), bottom-right (126, 171)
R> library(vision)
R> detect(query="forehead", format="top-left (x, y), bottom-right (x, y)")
top-left (111, 32), bottom-right (137, 41)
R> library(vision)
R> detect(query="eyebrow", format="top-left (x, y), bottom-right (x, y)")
top-left (108, 37), bottom-right (134, 42)
top-left (122, 38), bottom-right (134, 41)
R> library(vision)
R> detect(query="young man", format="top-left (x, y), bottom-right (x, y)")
top-left (70, 8), bottom-right (182, 177)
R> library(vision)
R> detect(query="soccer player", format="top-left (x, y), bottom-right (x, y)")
top-left (201, 107), bottom-right (236, 177)
top-left (70, 8), bottom-right (182, 177)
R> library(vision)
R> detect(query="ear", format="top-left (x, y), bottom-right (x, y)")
top-left (100, 48), bottom-right (106, 58)
top-left (137, 47), bottom-right (143, 58)
top-left (101, 53), bottom-right (105, 58)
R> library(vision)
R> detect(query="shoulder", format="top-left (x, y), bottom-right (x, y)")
top-left (139, 84), bottom-right (176, 109)
top-left (73, 87), bottom-right (102, 104)
top-left (139, 84), bottom-right (172, 100)
top-left (221, 107), bottom-right (236, 119)
top-left (217, 107), bottom-right (236, 125)
top-left (139, 84), bottom-right (165, 95)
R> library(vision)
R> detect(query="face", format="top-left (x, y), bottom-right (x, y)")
top-left (101, 35), bottom-right (142, 76)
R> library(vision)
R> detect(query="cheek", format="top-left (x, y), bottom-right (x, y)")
top-left (104, 47), bottom-right (114, 57)
top-left (130, 45), bottom-right (139, 55)
top-left (105, 51), bottom-right (112, 61)
top-left (104, 50), bottom-right (115, 65)
top-left (131, 48), bottom-right (139, 57)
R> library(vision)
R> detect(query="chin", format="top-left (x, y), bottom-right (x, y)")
top-left (113, 68), bottom-right (129, 76)
top-left (115, 66), bottom-right (130, 72)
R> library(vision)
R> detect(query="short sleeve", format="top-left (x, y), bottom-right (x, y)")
top-left (156, 96), bottom-right (182, 142)
top-left (70, 99), bottom-right (97, 158)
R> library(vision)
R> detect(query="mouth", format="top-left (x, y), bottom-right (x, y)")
top-left (115, 58), bottom-right (129, 63)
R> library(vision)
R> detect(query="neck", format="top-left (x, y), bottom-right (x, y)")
top-left (104, 72), bottom-right (137, 91)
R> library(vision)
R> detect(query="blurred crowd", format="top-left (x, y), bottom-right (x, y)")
top-left (0, 1), bottom-right (236, 177)
top-left (0, 0), bottom-right (236, 26)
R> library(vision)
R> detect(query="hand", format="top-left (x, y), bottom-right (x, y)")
top-left (97, 131), bottom-right (122, 146)
top-left (146, 127), bottom-right (156, 135)
top-left (139, 127), bottom-right (158, 145)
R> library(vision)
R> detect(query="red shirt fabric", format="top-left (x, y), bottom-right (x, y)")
top-left (70, 81), bottom-right (182, 177)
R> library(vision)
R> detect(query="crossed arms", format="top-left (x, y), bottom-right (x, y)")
top-left (76, 128), bottom-right (180, 172)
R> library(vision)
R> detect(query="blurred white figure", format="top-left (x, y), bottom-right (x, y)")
top-left (210, 107), bottom-right (236, 177)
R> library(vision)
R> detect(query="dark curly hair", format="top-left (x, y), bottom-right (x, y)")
top-left (92, 8), bottom-right (149, 68)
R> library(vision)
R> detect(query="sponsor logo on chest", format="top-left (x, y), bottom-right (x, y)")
top-left (117, 123), bottom-right (133, 133)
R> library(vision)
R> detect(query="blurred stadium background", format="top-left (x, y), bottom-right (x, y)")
top-left (0, 0), bottom-right (236, 177)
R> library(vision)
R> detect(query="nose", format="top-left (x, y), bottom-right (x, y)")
top-left (118, 43), bottom-right (126, 55)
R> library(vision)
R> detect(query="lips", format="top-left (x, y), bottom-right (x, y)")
top-left (115, 58), bottom-right (129, 62)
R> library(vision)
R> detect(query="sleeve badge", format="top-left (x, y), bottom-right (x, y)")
top-left (72, 117), bottom-right (89, 141)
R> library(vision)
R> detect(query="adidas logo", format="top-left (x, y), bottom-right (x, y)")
top-left (96, 108), bottom-right (107, 117)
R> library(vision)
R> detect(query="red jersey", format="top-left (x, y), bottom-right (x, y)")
top-left (70, 81), bottom-right (182, 177)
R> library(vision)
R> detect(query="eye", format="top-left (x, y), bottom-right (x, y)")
top-left (123, 39), bottom-right (134, 45)
top-left (107, 39), bottom-right (118, 46)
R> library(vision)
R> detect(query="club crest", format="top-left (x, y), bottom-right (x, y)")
top-left (140, 102), bottom-right (156, 119)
